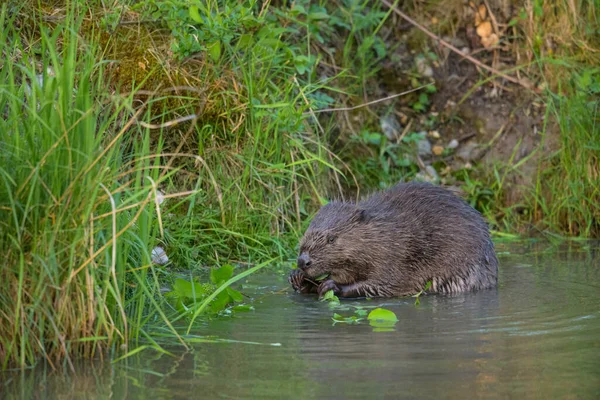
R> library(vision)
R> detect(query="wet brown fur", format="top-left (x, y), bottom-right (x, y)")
top-left (290, 182), bottom-right (498, 298)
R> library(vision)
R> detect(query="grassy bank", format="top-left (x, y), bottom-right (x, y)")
top-left (0, 0), bottom-right (598, 369)
top-left (0, 0), bottom-right (338, 368)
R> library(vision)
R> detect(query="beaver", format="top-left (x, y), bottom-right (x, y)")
top-left (288, 181), bottom-right (498, 298)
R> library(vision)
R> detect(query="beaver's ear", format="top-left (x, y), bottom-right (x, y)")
top-left (354, 208), bottom-right (369, 223)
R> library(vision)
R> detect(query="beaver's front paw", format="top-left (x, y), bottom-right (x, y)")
top-left (288, 269), bottom-right (316, 293)
top-left (317, 279), bottom-right (341, 299)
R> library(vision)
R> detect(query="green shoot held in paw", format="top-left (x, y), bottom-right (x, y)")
top-left (320, 289), bottom-right (338, 302)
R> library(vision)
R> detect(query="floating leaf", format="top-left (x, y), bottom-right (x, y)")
top-left (172, 278), bottom-right (211, 300)
top-left (332, 313), bottom-right (363, 324)
top-left (367, 308), bottom-right (398, 329)
top-left (226, 287), bottom-right (244, 302)
top-left (367, 308), bottom-right (398, 322)
top-left (210, 290), bottom-right (231, 313)
top-left (210, 264), bottom-right (234, 285)
top-left (355, 309), bottom-right (368, 317)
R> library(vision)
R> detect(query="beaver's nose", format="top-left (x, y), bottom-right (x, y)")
top-left (297, 253), bottom-right (312, 270)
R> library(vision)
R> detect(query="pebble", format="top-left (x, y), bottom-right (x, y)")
top-left (432, 145), bottom-right (444, 155)
top-left (417, 138), bottom-right (432, 156)
top-left (156, 190), bottom-right (165, 205)
top-left (416, 165), bottom-right (439, 183)
top-left (456, 142), bottom-right (478, 161)
top-left (380, 114), bottom-right (402, 140)
top-left (448, 139), bottom-right (459, 149)
top-left (428, 130), bottom-right (441, 139)
top-left (151, 246), bottom-right (169, 265)
top-left (415, 56), bottom-right (434, 78)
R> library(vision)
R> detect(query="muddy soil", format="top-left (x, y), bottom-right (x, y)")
top-left (373, 23), bottom-right (559, 210)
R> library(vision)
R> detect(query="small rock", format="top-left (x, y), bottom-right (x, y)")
top-left (460, 46), bottom-right (470, 55)
top-left (417, 134), bottom-right (432, 156)
top-left (380, 114), bottom-right (402, 140)
top-left (448, 139), bottom-right (459, 149)
top-left (151, 246), bottom-right (169, 265)
top-left (416, 165), bottom-right (439, 183)
top-left (432, 145), bottom-right (444, 155)
top-left (156, 190), bottom-right (165, 205)
top-left (428, 130), bottom-right (441, 139)
top-left (451, 37), bottom-right (467, 48)
top-left (464, 162), bottom-right (472, 169)
top-left (399, 113), bottom-right (408, 125)
top-left (456, 142), bottom-right (479, 161)
top-left (415, 56), bottom-right (434, 78)
top-left (445, 99), bottom-right (457, 110)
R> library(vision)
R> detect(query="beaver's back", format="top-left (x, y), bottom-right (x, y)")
top-left (357, 182), bottom-right (498, 294)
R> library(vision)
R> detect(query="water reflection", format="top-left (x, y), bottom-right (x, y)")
top-left (2, 241), bottom-right (599, 399)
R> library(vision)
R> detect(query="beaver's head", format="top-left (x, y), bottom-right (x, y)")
top-left (297, 202), bottom-right (375, 285)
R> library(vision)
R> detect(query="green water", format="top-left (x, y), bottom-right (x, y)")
top-left (2, 241), bottom-right (600, 399)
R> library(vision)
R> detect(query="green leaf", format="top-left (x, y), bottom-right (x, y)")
top-left (314, 273), bottom-right (329, 281)
top-left (187, 259), bottom-right (276, 332)
top-left (210, 264), bottom-right (234, 285)
top-left (208, 41), bottom-right (222, 62)
top-left (320, 290), bottom-right (339, 303)
top-left (290, 4), bottom-right (306, 15)
top-left (367, 308), bottom-right (398, 323)
top-left (365, 132), bottom-right (382, 146)
top-left (533, 2), bottom-right (543, 18)
top-left (226, 287), bottom-right (244, 302)
top-left (210, 290), bottom-right (231, 313)
top-left (309, 11), bottom-right (329, 21)
top-left (172, 278), bottom-right (209, 300)
top-left (237, 33), bottom-right (254, 50)
top-left (425, 84), bottom-right (437, 93)
top-left (355, 309), bottom-right (368, 317)
top-left (189, 6), bottom-right (202, 23)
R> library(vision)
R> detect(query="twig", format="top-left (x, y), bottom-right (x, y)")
top-left (137, 114), bottom-right (197, 129)
top-left (305, 85), bottom-right (429, 115)
top-left (380, 0), bottom-right (539, 93)
top-left (119, 86), bottom-right (206, 97)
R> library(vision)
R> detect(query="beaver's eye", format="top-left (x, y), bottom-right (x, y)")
top-left (327, 236), bottom-right (336, 244)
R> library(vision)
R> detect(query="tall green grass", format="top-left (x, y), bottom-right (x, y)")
top-left (0, 4), bottom-right (182, 368)
top-left (0, 0), bottom-right (341, 368)
top-left (532, 86), bottom-right (599, 236)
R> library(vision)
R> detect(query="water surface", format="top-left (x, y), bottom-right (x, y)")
top-left (3, 241), bottom-right (600, 399)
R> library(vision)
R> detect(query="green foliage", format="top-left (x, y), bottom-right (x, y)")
top-left (367, 308), bottom-right (398, 331)
top-left (332, 312), bottom-right (363, 324)
top-left (0, 4), bottom-right (180, 368)
top-left (320, 289), bottom-right (341, 308)
top-left (412, 281), bottom-right (432, 306)
top-left (165, 278), bottom-right (215, 312)
top-left (331, 306), bottom-right (397, 329)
